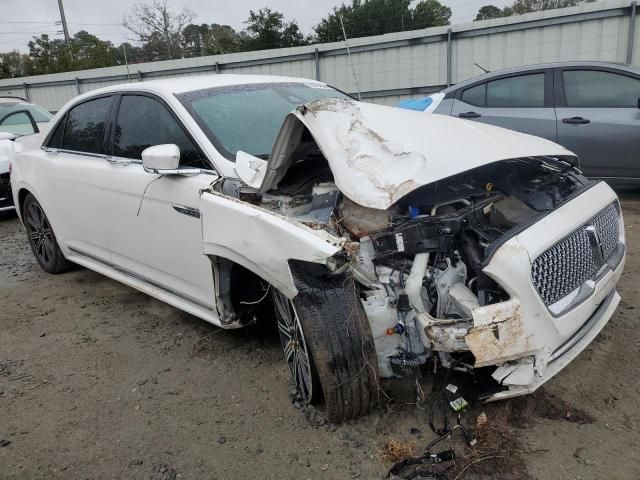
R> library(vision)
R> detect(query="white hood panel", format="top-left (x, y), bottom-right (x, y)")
top-left (262, 99), bottom-right (575, 210)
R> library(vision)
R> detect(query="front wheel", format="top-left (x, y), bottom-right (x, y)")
top-left (273, 265), bottom-right (379, 422)
top-left (23, 193), bottom-right (73, 274)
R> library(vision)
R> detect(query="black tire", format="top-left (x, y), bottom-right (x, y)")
top-left (274, 263), bottom-right (379, 423)
top-left (22, 193), bottom-right (73, 274)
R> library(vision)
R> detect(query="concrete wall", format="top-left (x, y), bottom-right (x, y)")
top-left (0, 0), bottom-right (637, 111)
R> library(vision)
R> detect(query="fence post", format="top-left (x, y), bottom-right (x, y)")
top-left (137, 71), bottom-right (144, 82)
top-left (23, 82), bottom-right (30, 101)
top-left (627, 1), bottom-right (637, 64)
top-left (447, 28), bottom-right (453, 87)
top-left (74, 77), bottom-right (80, 95)
top-left (314, 48), bottom-right (321, 80)
top-left (215, 61), bottom-right (220, 73)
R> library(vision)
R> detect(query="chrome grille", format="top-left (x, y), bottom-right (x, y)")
top-left (531, 203), bottom-right (621, 307)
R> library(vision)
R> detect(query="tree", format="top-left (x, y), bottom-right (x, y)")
top-left (412, 0), bottom-right (452, 28)
top-left (242, 8), bottom-right (307, 50)
top-left (203, 24), bottom-right (243, 55)
top-left (475, 5), bottom-right (503, 20)
top-left (71, 31), bottom-right (119, 70)
top-left (475, 0), bottom-right (586, 20)
top-left (123, 0), bottom-right (195, 60)
top-left (0, 51), bottom-right (32, 79)
top-left (313, 0), bottom-right (451, 43)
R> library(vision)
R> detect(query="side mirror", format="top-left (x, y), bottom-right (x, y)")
top-left (141, 144), bottom-right (199, 176)
top-left (0, 132), bottom-right (18, 141)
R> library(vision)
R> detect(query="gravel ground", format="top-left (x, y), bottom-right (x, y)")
top-left (1, 197), bottom-right (640, 480)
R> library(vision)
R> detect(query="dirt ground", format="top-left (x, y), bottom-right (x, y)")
top-left (1, 197), bottom-right (640, 480)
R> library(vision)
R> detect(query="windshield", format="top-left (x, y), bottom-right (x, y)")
top-left (0, 102), bottom-right (52, 122)
top-left (176, 82), bottom-right (349, 160)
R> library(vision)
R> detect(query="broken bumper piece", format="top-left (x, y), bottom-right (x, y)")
top-left (486, 289), bottom-right (620, 401)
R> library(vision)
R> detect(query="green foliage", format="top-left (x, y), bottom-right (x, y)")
top-left (242, 8), bottom-right (308, 50)
top-left (475, 0), bottom-right (585, 21)
top-left (313, 0), bottom-right (451, 43)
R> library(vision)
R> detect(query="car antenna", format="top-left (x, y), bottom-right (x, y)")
top-left (339, 14), bottom-right (362, 101)
top-left (474, 63), bottom-right (490, 73)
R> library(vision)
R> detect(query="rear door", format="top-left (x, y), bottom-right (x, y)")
top-left (450, 69), bottom-right (557, 142)
top-left (39, 95), bottom-right (116, 262)
top-left (555, 67), bottom-right (640, 181)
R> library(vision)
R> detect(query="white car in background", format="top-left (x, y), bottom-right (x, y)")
top-left (3, 75), bottom-right (625, 421)
top-left (0, 96), bottom-right (53, 211)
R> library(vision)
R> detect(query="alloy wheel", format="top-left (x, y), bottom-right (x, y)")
top-left (25, 202), bottom-right (55, 264)
top-left (273, 291), bottom-right (314, 404)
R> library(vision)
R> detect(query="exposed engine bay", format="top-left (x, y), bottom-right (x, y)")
top-left (221, 138), bottom-right (590, 388)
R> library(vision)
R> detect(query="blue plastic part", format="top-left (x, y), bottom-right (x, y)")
top-left (398, 96), bottom-right (433, 112)
top-left (408, 205), bottom-right (420, 218)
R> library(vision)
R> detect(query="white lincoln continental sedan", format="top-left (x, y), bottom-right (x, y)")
top-left (5, 75), bottom-right (625, 421)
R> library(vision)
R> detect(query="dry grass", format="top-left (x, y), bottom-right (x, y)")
top-left (377, 438), bottom-right (419, 463)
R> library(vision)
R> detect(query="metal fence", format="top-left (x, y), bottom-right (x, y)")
top-left (0, 0), bottom-right (637, 111)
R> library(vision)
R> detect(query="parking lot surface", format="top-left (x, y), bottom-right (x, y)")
top-left (1, 198), bottom-right (640, 479)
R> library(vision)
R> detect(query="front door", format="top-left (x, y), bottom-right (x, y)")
top-left (101, 93), bottom-right (218, 312)
top-left (555, 68), bottom-right (640, 181)
top-left (450, 70), bottom-right (557, 142)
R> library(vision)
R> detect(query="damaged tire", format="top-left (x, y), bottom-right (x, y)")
top-left (273, 263), bottom-right (379, 422)
top-left (23, 193), bottom-right (73, 274)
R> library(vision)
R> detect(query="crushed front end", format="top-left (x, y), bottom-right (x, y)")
top-left (340, 159), bottom-right (624, 400)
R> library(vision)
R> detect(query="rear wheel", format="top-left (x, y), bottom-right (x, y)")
top-left (273, 265), bottom-right (379, 422)
top-left (23, 193), bottom-right (73, 274)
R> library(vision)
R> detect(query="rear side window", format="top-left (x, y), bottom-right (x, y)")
top-left (486, 73), bottom-right (545, 107)
top-left (563, 70), bottom-right (640, 107)
top-left (61, 97), bottom-right (112, 154)
top-left (113, 95), bottom-right (205, 168)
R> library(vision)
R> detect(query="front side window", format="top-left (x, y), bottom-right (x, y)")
top-left (61, 96), bottom-right (112, 154)
top-left (176, 82), bottom-right (349, 160)
top-left (114, 95), bottom-right (205, 168)
top-left (486, 73), bottom-right (545, 107)
top-left (563, 70), bottom-right (640, 107)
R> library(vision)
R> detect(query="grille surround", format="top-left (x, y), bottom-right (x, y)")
top-left (531, 203), bottom-right (621, 308)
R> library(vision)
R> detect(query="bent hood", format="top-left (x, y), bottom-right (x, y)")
top-left (259, 98), bottom-right (575, 210)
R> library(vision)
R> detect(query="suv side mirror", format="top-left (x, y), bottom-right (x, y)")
top-left (141, 144), bottom-right (199, 176)
top-left (0, 131), bottom-right (18, 141)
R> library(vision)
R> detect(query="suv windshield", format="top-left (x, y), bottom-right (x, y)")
top-left (176, 82), bottom-right (349, 160)
top-left (0, 101), bottom-right (52, 122)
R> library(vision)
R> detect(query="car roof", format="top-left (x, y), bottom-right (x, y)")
top-left (75, 74), bottom-right (324, 100)
top-left (443, 61), bottom-right (640, 92)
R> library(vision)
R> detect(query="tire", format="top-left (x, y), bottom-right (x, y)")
top-left (273, 263), bottom-right (379, 422)
top-left (22, 193), bottom-right (73, 274)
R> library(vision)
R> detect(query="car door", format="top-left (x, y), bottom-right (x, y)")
top-left (101, 93), bottom-right (218, 312)
top-left (450, 70), bottom-right (557, 142)
top-left (555, 67), bottom-right (640, 181)
top-left (38, 95), bottom-right (116, 263)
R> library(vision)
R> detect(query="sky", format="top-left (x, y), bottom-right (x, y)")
top-left (0, 0), bottom-right (511, 53)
